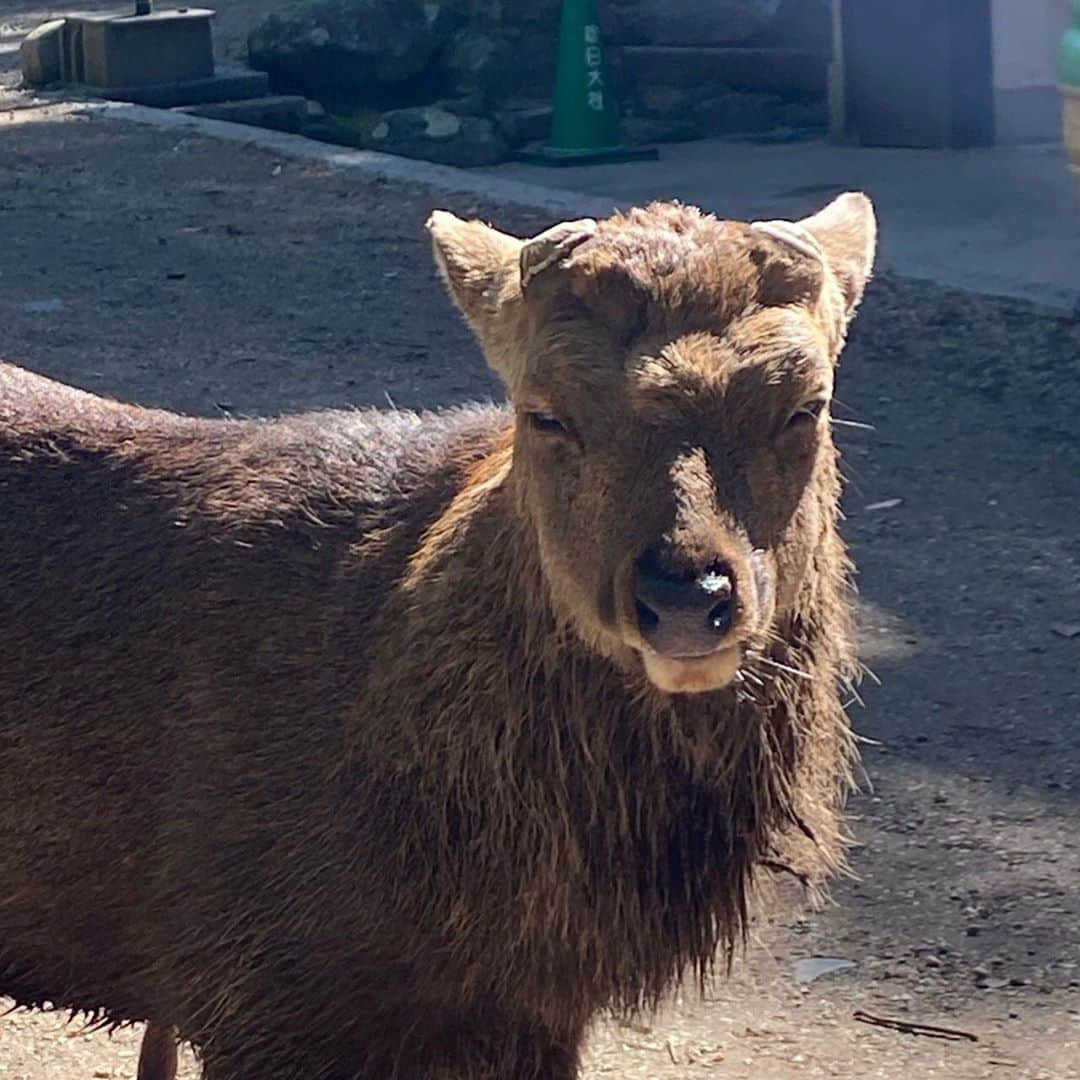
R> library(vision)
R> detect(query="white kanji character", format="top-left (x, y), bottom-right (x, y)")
top-left (584, 45), bottom-right (602, 68)
top-left (587, 90), bottom-right (605, 112)
top-left (588, 70), bottom-right (604, 88)
top-left (584, 24), bottom-right (600, 45)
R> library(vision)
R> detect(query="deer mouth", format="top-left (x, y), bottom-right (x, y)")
top-left (640, 644), bottom-right (743, 694)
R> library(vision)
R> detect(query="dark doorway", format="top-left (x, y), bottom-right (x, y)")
top-left (842, 0), bottom-right (994, 148)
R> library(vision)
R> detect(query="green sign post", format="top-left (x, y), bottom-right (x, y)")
top-left (516, 0), bottom-right (657, 165)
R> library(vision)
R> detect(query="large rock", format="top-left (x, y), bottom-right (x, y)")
top-left (493, 101), bottom-right (553, 146)
top-left (442, 26), bottom-right (512, 99)
top-left (367, 104), bottom-right (507, 166)
top-left (248, 0), bottom-right (454, 109)
top-left (442, 25), bottom-right (557, 103)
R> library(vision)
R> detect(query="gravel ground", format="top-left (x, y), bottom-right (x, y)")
top-left (0, 105), bottom-right (1078, 1080)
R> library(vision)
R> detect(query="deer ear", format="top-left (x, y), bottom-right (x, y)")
top-left (796, 192), bottom-right (877, 316)
top-left (426, 211), bottom-right (523, 338)
top-left (518, 218), bottom-right (598, 291)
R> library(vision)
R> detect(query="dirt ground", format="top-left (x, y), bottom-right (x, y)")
top-left (0, 104), bottom-right (1079, 1080)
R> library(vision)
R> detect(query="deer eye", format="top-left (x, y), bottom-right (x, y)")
top-left (525, 410), bottom-right (570, 436)
top-left (785, 398), bottom-right (828, 430)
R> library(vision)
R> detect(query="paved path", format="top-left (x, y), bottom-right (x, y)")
top-left (489, 136), bottom-right (1080, 314)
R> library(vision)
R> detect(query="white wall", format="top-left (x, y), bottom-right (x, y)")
top-left (991, 0), bottom-right (1070, 88)
top-left (991, 0), bottom-right (1071, 141)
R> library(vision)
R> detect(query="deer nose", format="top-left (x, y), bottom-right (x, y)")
top-left (633, 549), bottom-right (735, 657)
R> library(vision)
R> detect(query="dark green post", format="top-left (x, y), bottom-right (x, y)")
top-left (516, 0), bottom-right (657, 166)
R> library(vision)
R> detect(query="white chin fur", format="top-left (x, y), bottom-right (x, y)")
top-left (642, 647), bottom-right (742, 694)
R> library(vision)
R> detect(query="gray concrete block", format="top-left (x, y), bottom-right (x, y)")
top-left (71, 9), bottom-right (214, 90)
top-left (642, 0), bottom-right (782, 45)
top-left (19, 19), bottom-right (66, 87)
top-left (622, 45), bottom-right (827, 96)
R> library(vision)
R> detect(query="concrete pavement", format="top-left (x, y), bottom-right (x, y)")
top-left (488, 136), bottom-right (1080, 314)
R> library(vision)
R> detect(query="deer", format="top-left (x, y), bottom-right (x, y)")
top-left (0, 193), bottom-right (875, 1079)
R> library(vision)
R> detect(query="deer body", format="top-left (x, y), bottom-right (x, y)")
top-left (0, 197), bottom-right (875, 1079)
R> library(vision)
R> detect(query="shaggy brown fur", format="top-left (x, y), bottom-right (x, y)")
top-left (0, 195), bottom-right (875, 1080)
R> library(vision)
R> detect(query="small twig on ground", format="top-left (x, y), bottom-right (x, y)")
top-left (853, 1009), bottom-right (978, 1042)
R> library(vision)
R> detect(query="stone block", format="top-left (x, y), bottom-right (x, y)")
top-left (642, 0), bottom-right (783, 45)
top-left (68, 9), bottom-right (214, 90)
top-left (94, 68), bottom-right (270, 108)
top-left (622, 113), bottom-right (703, 145)
top-left (694, 91), bottom-right (782, 134)
top-left (19, 19), bottom-right (66, 87)
top-left (622, 45), bottom-right (827, 96)
top-left (636, 83), bottom-right (701, 119)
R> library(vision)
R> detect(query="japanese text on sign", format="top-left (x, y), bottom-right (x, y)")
top-left (584, 24), bottom-right (605, 111)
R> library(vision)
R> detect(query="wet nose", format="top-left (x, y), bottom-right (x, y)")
top-left (633, 549), bottom-right (736, 657)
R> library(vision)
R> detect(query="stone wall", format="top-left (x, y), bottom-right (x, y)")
top-left (247, 0), bottom-right (830, 164)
